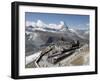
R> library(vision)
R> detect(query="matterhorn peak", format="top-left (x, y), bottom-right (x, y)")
top-left (59, 21), bottom-right (65, 29)
top-left (36, 20), bottom-right (45, 28)
top-left (59, 21), bottom-right (69, 31)
top-left (60, 21), bottom-right (65, 25)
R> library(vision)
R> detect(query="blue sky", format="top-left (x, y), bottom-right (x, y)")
top-left (25, 12), bottom-right (89, 30)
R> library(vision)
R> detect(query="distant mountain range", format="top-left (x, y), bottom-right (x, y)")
top-left (26, 20), bottom-right (68, 32)
top-left (25, 20), bottom-right (89, 55)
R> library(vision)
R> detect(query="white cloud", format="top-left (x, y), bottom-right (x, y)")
top-left (26, 21), bottom-right (36, 27)
top-left (48, 21), bottom-right (65, 30)
top-left (26, 20), bottom-right (66, 30)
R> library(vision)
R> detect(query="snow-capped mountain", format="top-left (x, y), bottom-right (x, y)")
top-left (69, 29), bottom-right (88, 39)
top-left (25, 20), bottom-right (89, 55)
top-left (26, 20), bottom-right (89, 41)
top-left (26, 20), bottom-right (68, 32)
top-left (26, 20), bottom-right (89, 36)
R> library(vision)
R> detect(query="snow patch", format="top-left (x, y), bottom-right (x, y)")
top-left (26, 51), bottom-right (42, 65)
